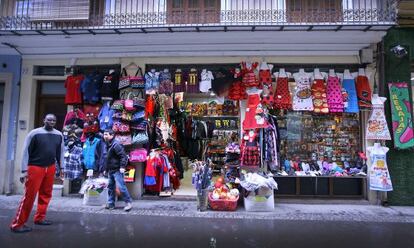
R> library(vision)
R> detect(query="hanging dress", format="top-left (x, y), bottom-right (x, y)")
top-left (242, 88), bottom-right (269, 130)
top-left (326, 76), bottom-right (344, 113)
top-left (273, 77), bottom-right (292, 110)
top-left (342, 78), bottom-right (359, 113)
top-left (356, 75), bottom-right (372, 109)
top-left (199, 70), bottom-right (214, 93)
top-left (241, 62), bottom-right (259, 88)
top-left (241, 131), bottom-right (260, 168)
top-left (260, 69), bottom-right (274, 106)
top-left (292, 74), bottom-right (314, 111)
top-left (227, 69), bottom-right (247, 100)
top-left (311, 79), bottom-right (329, 113)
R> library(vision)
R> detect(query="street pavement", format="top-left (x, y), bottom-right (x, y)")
top-left (0, 195), bottom-right (413, 248)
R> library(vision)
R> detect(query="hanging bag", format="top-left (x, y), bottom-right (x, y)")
top-left (129, 148), bottom-right (148, 162)
top-left (124, 92), bottom-right (136, 112)
top-left (132, 128), bottom-right (149, 145)
top-left (115, 133), bottom-right (132, 146)
top-left (130, 67), bottom-right (145, 89)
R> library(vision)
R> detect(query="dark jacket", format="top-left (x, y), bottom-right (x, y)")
top-left (104, 139), bottom-right (128, 172)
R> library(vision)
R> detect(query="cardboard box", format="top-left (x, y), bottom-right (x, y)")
top-left (52, 184), bottom-right (63, 198)
top-left (244, 187), bottom-right (275, 212)
top-left (83, 188), bottom-right (108, 206)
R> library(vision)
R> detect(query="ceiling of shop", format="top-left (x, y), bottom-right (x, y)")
top-left (0, 30), bottom-right (387, 58)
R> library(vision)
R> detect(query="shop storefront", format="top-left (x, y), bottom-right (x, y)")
top-left (13, 56), bottom-right (388, 204)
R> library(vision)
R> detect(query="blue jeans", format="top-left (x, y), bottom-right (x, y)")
top-left (107, 170), bottom-right (132, 206)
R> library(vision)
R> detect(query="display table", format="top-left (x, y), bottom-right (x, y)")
top-left (273, 176), bottom-right (367, 198)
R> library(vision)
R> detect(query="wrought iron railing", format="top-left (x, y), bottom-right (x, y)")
top-left (0, 0), bottom-right (398, 31)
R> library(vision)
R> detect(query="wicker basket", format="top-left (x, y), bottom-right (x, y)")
top-left (208, 192), bottom-right (239, 211)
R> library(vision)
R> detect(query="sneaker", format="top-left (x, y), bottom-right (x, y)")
top-left (124, 202), bottom-right (132, 212)
top-left (105, 204), bottom-right (115, 210)
top-left (10, 225), bottom-right (32, 233)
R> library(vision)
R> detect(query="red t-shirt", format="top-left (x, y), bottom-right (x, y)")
top-left (65, 75), bottom-right (84, 104)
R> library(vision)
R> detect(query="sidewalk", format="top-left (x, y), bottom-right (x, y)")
top-left (1, 194), bottom-right (413, 223)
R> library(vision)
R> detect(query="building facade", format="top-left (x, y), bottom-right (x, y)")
top-left (0, 0), bottom-right (406, 204)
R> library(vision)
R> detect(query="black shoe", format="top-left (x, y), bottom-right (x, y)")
top-left (10, 225), bottom-right (32, 233)
top-left (105, 204), bottom-right (115, 210)
top-left (34, 220), bottom-right (53, 226)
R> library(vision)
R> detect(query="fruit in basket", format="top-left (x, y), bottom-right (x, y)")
top-left (230, 188), bottom-right (239, 197)
top-left (214, 181), bottom-right (223, 189)
top-left (217, 177), bottom-right (224, 184)
top-left (219, 192), bottom-right (227, 199)
top-left (212, 192), bottom-right (220, 200)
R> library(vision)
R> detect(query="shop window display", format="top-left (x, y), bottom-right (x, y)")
top-left (275, 110), bottom-right (362, 177)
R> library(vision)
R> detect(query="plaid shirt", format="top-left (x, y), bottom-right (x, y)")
top-left (63, 145), bottom-right (83, 180)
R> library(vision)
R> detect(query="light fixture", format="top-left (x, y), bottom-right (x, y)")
top-left (390, 45), bottom-right (408, 58)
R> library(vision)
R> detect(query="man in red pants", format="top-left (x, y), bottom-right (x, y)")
top-left (10, 113), bottom-right (64, 233)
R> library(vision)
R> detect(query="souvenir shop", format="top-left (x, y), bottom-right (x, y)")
top-left (60, 60), bottom-right (390, 199)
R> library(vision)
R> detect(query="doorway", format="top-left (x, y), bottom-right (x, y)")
top-left (35, 80), bottom-right (67, 130)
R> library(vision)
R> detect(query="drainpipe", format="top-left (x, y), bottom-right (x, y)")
top-left (2, 43), bottom-right (22, 195)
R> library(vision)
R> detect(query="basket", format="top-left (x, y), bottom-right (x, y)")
top-left (208, 192), bottom-right (239, 211)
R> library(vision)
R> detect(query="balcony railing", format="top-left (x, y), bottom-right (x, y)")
top-left (0, 0), bottom-right (397, 31)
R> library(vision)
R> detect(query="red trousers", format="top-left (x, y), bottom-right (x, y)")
top-left (10, 164), bottom-right (55, 229)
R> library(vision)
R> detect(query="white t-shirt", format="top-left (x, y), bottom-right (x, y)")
top-left (199, 70), bottom-right (214, 93)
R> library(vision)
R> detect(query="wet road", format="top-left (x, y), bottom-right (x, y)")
top-left (0, 209), bottom-right (412, 248)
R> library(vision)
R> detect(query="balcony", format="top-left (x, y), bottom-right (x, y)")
top-left (0, 0), bottom-right (397, 35)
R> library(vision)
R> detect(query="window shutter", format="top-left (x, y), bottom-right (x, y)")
top-left (30, 0), bottom-right (90, 21)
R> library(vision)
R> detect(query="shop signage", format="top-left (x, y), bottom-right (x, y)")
top-left (388, 82), bottom-right (414, 149)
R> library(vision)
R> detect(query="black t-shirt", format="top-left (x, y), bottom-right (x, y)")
top-left (101, 72), bottom-right (119, 100)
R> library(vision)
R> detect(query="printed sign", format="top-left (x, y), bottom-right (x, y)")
top-left (388, 82), bottom-right (414, 149)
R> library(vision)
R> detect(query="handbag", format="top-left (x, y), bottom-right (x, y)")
top-left (129, 148), bottom-right (147, 162)
top-left (121, 111), bottom-right (133, 122)
top-left (115, 133), bottom-right (132, 146)
top-left (131, 110), bottom-right (145, 123)
top-left (130, 121), bottom-right (148, 131)
top-left (111, 100), bottom-right (124, 111)
top-left (124, 92), bottom-right (136, 112)
top-left (132, 130), bottom-right (149, 145)
top-left (130, 68), bottom-right (145, 89)
top-left (113, 121), bottom-right (130, 133)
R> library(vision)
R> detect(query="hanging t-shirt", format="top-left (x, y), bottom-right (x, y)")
top-left (367, 145), bottom-right (393, 191)
top-left (81, 73), bottom-right (103, 104)
top-left (187, 69), bottom-right (199, 93)
top-left (82, 137), bottom-right (101, 170)
top-left (101, 72), bottom-right (119, 101)
top-left (145, 71), bottom-right (160, 95)
top-left (292, 74), bottom-right (314, 111)
top-left (199, 70), bottom-right (214, 93)
top-left (174, 70), bottom-right (185, 92)
top-left (366, 95), bottom-right (391, 140)
top-left (65, 75), bottom-right (84, 105)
